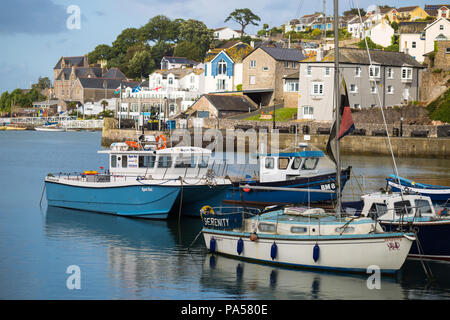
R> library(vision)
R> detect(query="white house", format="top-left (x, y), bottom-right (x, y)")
top-left (367, 19), bottom-right (395, 48)
top-left (437, 6), bottom-right (449, 19)
top-left (160, 56), bottom-right (202, 70)
top-left (214, 27), bottom-right (243, 40)
top-left (203, 42), bottom-right (252, 93)
top-left (399, 18), bottom-right (450, 63)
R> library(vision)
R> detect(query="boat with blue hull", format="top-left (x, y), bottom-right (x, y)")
top-left (387, 175), bottom-right (450, 203)
top-left (223, 149), bottom-right (351, 207)
top-left (342, 192), bottom-right (450, 261)
top-left (45, 136), bottom-right (232, 219)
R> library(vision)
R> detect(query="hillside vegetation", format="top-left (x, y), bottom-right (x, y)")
top-left (426, 88), bottom-right (450, 124)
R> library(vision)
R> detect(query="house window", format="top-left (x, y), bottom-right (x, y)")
top-left (350, 84), bottom-right (358, 93)
top-left (311, 82), bottom-right (324, 95)
top-left (292, 62), bottom-right (297, 69)
top-left (446, 48), bottom-right (450, 54)
top-left (355, 67), bottom-right (361, 77)
top-left (285, 80), bottom-right (299, 92)
top-left (168, 77), bottom-right (173, 85)
top-left (303, 106), bottom-right (314, 119)
top-left (440, 25), bottom-right (444, 30)
top-left (284, 61), bottom-right (290, 68)
top-left (353, 104), bottom-right (361, 109)
top-left (250, 60), bottom-right (256, 68)
top-left (250, 76), bottom-right (256, 85)
top-left (401, 67), bottom-right (412, 80)
top-left (325, 67), bottom-right (330, 76)
top-left (412, 41), bottom-right (416, 48)
top-left (306, 65), bottom-right (312, 76)
top-left (371, 86), bottom-right (377, 93)
top-left (369, 65), bottom-right (380, 78)
top-left (218, 59), bottom-right (227, 75)
top-left (216, 79), bottom-right (226, 91)
top-left (190, 75), bottom-right (195, 83)
top-left (387, 68), bottom-right (393, 78)
top-left (387, 85), bottom-right (394, 94)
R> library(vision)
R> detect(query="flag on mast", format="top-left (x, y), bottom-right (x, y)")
top-left (326, 78), bottom-right (355, 164)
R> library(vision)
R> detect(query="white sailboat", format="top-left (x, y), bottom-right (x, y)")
top-left (198, 0), bottom-right (415, 274)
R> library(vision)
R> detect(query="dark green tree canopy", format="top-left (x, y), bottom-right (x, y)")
top-left (225, 8), bottom-right (261, 36)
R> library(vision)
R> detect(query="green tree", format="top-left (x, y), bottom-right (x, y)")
top-left (34, 77), bottom-right (51, 91)
top-left (101, 100), bottom-right (109, 113)
top-left (88, 44), bottom-right (114, 63)
top-left (128, 50), bottom-right (155, 79)
top-left (343, 8), bottom-right (366, 16)
top-left (141, 15), bottom-right (183, 43)
top-left (178, 19), bottom-right (213, 61)
top-left (173, 41), bottom-right (204, 62)
top-left (225, 8), bottom-right (261, 36)
top-left (112, 28), bottom-right (142, 56)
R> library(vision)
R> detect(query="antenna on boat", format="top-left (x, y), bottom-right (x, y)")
top-left (333, 0), bottom-right (341, 217)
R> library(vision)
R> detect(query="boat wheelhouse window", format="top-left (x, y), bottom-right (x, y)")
top-left (291, 157), bottom-right (301, 170)
top-left (157, 155), bottom-right (172, 168)
top-left (368, 203), bottom-right (388, 219)
top-left (278, 157), bottom-right (290, 170)
top-left (335, 226), bottom-right (355, 233)
top-left (122, 155), bottom-right (128, 168)
top-left (414, 199), bottom-right (432, 216)
top-left (175, 155), bottom-right (196, 168)
top-left (139, 155), bottom-right (156, 168)
top-left (291, 226), bottom-right (307, 233)
top-left (265, 157), bottom-right (274, 169)
top-left (301, 158), bottom-right (319, 170)
top-left (394, 200), bottom-right (412, 216)
top-left (198, 155), bottom-right (209, 168)
top-left (111, 155), bottom-right (117, 168)
top-left (258, 223), bottom-right (276, 232)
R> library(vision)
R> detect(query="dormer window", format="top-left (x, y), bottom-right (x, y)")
top-left (218, 59), bottom-right (227, 75)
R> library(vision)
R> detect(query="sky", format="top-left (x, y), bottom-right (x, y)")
top-left (0, 0), bottom-right (432, 92)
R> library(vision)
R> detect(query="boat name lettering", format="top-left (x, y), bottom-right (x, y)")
top-left (141, 187), bottom-right (153, 192)
top-left (386, 241), bottom-right (400, 251)
top-left (320, 183), bottom-right (336, 190)
top-left (204, 217), bottom-right (230, 228)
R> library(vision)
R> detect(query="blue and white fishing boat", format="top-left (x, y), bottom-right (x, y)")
top-left (45, 136), bottom-right (231, 219)
top-left (342, 192), bottom-right (450, 262)
top-left (223, 147), bottom-right (352, 207)
top-left (386, 175), bottom-right (450, 203)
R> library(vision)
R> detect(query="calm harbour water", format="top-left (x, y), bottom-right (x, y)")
top-left (1, 130), bottom-right (450, 300)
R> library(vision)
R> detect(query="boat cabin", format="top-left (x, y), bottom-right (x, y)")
top-left (258, 150), bottom-right (327, 183)
top-left (98, 144), bottom-right (212, 179)
top-left (354, 193), bottom-right (436, 221)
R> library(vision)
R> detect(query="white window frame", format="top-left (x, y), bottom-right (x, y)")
top-left (355, 66), bottom-right (361, 77)
top-left (216, 79), bottom-right (226, 91)
top-left (387, 85), bottom-right (394, 94)
top-left (311, 82), bottom-right (324, 96)
top-left (350, 84), bottom-right (358, 93)
top-left (401, 67), bottom-right (412, 80)
top-left (284, 61), bottom-right (290, 68)
top-left (250, 60), bottom-right (256, 69)
top-left (302, 106), bottom-right (314, 119)
top-left (218, 59), bottom-right (227, 75)
top-left (306, 65), bottom-right (312, 76)
top-left (353, 103), bottom-right (361, 109)
top-left (284, 80), bottom-right (299, 92)
top-left (368, 65), bottom-right (380, 78)
top-left (371, 85), bottom-right (378, 94)
top-left (249, 75), bottom-right (256, 85)
top-left (387, 68), bottom-right (394, 79)
top-left (325, 67), bottom-right (330, 77)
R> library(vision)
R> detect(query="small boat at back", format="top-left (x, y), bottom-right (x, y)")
top-left (223, 144), bottom-right (351, 207)
top-left (342, 192), bottom-right (450, 261)
top-left (35, 122), bottom-right (65, 132)
top-left (386, 174), bottom-right (450, 203)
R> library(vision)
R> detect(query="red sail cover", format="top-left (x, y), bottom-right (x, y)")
top-left (338, 106), bottom-right (354, 140)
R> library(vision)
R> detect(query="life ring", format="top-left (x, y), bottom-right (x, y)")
top-left (243, 184), bottom-right (251, 192)
top-left (200, 205), bottom-right (214, 219)
top-left (125, 140), bottom-right (141, 149)
top-left (156, 134), bottom-right (167, 150)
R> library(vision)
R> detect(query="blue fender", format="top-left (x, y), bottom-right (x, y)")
top-left (313, 243), bottom-right (320, 262)
top-left (237, 238), bottom-right (244, 255)
top-left (271, 242), bottom-right (277, 260)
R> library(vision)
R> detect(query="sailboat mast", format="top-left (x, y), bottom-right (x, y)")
top-left (333, 0), bottom-right (341, 216)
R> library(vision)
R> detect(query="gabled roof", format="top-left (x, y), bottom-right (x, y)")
top-left (303, 47), bottom-right (424, 68)
top-left (257, 46), bottom-right (306, 62)
top-left (203, 94), bottom-right (257, 112)
top-left (54, 56), bottom-right (86, 69)
top-left (397, 6), bottom-right (421, 13)
top-left (424, 17), bottom-right (450, 30)
top-left (103, 67), bottom-right (127, 79)
top-left (162, 56), bottom-right (200, 65)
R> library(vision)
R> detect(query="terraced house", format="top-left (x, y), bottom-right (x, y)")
top-left (297, 48), bottom-right (424, 121)
top-left (241, 46), bottom-right (305, 107)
